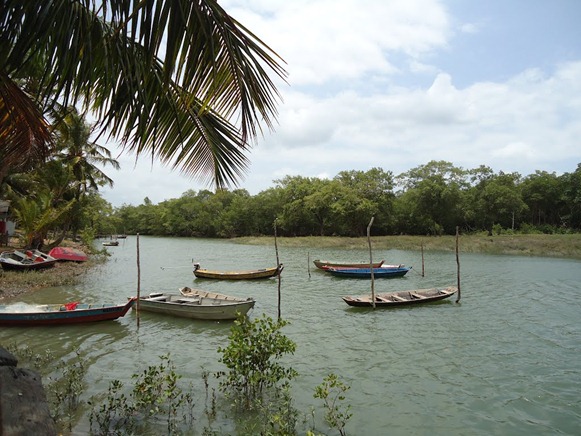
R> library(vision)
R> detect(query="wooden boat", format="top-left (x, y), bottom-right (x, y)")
top-left (325, 265), bottom-right (411, 278)
top-left (342, 286), bottom-right (457, 307)
top-left (0, 298), bottom-right (136, 326)
top-left (193, 263), bottom-right (283, 280)
top-left (0, 249), bottom-right (58, 271)
top-left (136, 287), bottom-right (255, 321)
top-left (48, 246), bottom-right (89, 262)
top-left (313, 259), bottom-right (386, 269)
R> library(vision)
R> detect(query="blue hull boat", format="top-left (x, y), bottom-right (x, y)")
top-left (0, 299), bottom-right (136, 326)
top-left (325, 266), bottom-right (411, 278)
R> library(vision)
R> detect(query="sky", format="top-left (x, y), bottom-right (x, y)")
top-left (99, 0), bottom-right (581, 207)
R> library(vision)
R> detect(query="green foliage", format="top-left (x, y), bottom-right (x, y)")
top-left (89, 379), bottom-right (136, 435)
top-left (216, 314), bottom-right (298, 407)
top-left (7, 342), bottom-right (358, 436)
top-left (105, 161), bottom-right (581, 238)
top-left (12, 193), bottom-right (75, 248)
top-left (47, 351), bottom-right (87, 432)
top-left (239, 383), bottom-right (299, 436)
top-left (89, 354), bottom-right (195, 435)
top-left (5, 344), bottom-right (88, 434)
top-left (313, 373), bottom-right (353, 436)
top-left (3, 343), bottom-right (55, 370)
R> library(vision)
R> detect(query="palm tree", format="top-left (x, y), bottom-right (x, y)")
top-left (0, 1), bottom-right (286, 189)
top-left (12, 192), bottom-right (75, 249)
top-left (53, 107), bottom-right (120, 199)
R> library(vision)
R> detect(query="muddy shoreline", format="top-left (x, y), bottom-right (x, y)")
top-left (0, 260), bottom-right (99, 300)
top-left (0, 239), bottom-right (103, 300)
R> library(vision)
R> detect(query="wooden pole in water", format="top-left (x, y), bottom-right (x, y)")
top-left (308, 251), bottom-right (311, 279)
top-left (455, 226), bottom-right (461, 303)
top-left (274, 220), bottom-right (281, 320)
top-left (367, 217), bottom-right (375, 308)
top-left (421, 242), bottom-right (425, 277)
top-left (136, 232), bottom-right (141, 328)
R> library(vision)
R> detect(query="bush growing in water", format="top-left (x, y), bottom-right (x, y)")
top-left (216, 313), bottom-right (299, 407)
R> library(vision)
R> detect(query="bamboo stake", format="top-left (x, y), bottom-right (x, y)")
top-left (274, 220), bottom-right (281, 320)
top-left (367, 217), bottom-right (375, 308)
top-left (308, 251), bottom-right (311, 279)
top-left (421, 242), bottom-right (425, 277)
top-left (136, 232), bottom-right (141, 328)
top-left (455, 226), bottom-right (461, 303)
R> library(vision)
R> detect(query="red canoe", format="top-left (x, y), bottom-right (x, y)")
top-left (48, 246), bottom-right (89, 262)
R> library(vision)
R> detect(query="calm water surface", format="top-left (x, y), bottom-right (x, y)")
top-left (2, 236), bottom-right (580, 435)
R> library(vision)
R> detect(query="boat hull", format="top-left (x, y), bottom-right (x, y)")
top-left (342, 287), bottom-right (457, 307)
top-left (193, 264), bottom-right (283, 280)
top-left (0, 299), bottom-right (135, 326)
top-left (48, 247), bottom-right (89, 262)
top-left (326, 266), bottom-right (411, 278)
top-left (313, 259), bottom-right (386, 269)
top-left (137, 289), bottom-right (255, 320)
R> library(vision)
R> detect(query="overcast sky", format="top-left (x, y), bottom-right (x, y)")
top-left (99, 0), bottom-right (581, 207)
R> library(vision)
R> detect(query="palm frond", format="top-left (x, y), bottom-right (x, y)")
top-left (1, 0), bottom-right (287, 189)
top-left (0, 71), bottom-right (53, 170)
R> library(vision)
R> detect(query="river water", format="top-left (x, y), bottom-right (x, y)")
top-left (1, 236), bottom-right (580, 435)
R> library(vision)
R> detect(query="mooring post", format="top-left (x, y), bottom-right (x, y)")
top-left (455, 226), bottom-right (461, 303)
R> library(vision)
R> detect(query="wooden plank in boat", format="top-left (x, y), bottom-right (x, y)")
top-left (390, 295), bottom-right (407, 302)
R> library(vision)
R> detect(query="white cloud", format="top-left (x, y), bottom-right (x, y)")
top-left (99, 1), bottom-right (581, 206)
top-left (460, 23), bottom-right (479, 34)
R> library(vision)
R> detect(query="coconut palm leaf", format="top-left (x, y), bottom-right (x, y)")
top-left (1, 0), bottom-right (286, 189)
top-left (0, 71), bottom-right (53, 173)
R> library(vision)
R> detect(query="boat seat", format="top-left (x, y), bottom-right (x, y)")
top-left (176, 297), bottom-right (201, 304)
top-left (147, 295), bottom-right (168, 301)
top-left (409, 292), bottom-right (424, 299)
top-left (390, 295), bottom-right (407, 302)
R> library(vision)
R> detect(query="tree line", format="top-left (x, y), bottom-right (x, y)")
top-left (101, 160), bottom-right (581, 238)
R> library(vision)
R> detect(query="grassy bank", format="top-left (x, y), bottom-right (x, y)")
top-left (234, 233), bottom-right (581, 259)
top-left (0, 239), bottom-right (107, 300)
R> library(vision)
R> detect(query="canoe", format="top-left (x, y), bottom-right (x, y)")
top-left (325, 265), bottom-right (411, 278)
top-left (342, 286), bottom-right (457, 307)
top-left (193, 263), bottom-right (283, 280)
top-left (313, 259), bottom-right (386, 269)
top-left (136, 287), bottom-right (255, 321)
top-left (48, 246), bottom-right (89, 262)
top-left (0, 298), bottom-right (136, 326)
top-left (0, 249), bottom-right (58, 271)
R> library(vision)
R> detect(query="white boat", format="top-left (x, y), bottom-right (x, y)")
top-left (135, 287), bottom-right (255, 321)
top-left (0, 249), bottom-right (57, 271)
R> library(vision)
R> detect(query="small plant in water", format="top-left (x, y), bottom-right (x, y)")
top-left (47, 350), bottom-right (87, 433)
top-left (4, 342), bottom-right (55, 370)
top-left (313, 373), bottom-right (352, 436)
top-left (89, 354), bottom-right (193, 435)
